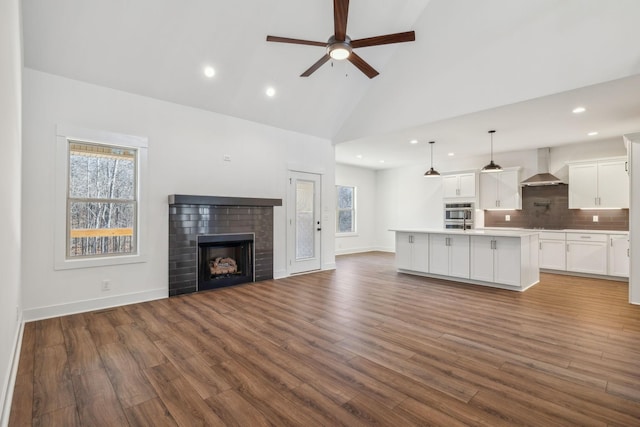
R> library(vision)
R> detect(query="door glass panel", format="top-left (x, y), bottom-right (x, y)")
top-left (296, 180), bottom-right (315, 260)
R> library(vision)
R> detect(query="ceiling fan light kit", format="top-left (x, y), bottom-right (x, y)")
top-left (424, 141), bottom-right (441, 177)
top-left (266, 0), bottom-right (415, 78)
top-left (482, 130), bottom-right (503, 172)
top-left (328, 36), bottom-right (352, 60)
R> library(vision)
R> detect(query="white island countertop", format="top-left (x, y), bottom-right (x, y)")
top-left (390, 228), bottom-right (539, 237)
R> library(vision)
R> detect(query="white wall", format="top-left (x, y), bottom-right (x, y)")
top-left (626, 133), bottom-right (640, 304)
top-left (22, 69), bottom-right (335, 320)
top-left (374, 138), bottom-right (628, 251)
top-left (0, 0), bottom-right (22, 422)
top-left (335, 163), bottom-right (376, 255)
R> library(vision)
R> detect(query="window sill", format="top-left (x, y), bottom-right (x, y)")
top-left (336, 232), bottom-right (359, 237)
top-left (54, 253), bottom-right (147, 271)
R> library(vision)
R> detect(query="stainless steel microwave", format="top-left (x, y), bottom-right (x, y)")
top-left (444, 202), bottom-right (474, 229)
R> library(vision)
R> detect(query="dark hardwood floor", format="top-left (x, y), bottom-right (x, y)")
top-left (9, 251), bottom-right (640, 426)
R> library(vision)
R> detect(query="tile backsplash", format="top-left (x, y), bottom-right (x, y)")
top-left (484, 184), bottom-right (629, 230)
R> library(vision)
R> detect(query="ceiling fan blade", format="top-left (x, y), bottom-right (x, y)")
top-left (351, 31), bottom-right (416, 48)
top-left (334, 0), bottom-right (349, 41)
top-left (301, 54), bottom-right (331, 77)
top-left (347, 51), bottom-right (379, 79)
top-left (266, 35), bottom-right (326, 47)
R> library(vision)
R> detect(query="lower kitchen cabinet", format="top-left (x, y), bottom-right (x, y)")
top-left (566, 233), bottom-right (607, 275)
top-left (608, 234), bottom-right (630, 277)
top-left (395, 232), bottom-right (429, 273)
top-left (539, 231), bottom-right (566, 270)
top-left (470, 235), bottom-right (523, 287)
top-left (429, 234), bottom-right (470, 279)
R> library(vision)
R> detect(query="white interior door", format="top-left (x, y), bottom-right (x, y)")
top-left (288, 171), bottom-right (322, 274)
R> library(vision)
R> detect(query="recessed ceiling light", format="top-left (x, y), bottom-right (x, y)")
top-left (587, 131), bottom-right (599, 136)
top-left (265, 87), bottom-right (276, 97)
top-left (203, 66), bottom-right (215, 78)
top-left (356, 154), bottom-right (363, 159)
top-left (410, 139), bottom-right (418, 144)
top-left (379, 160), bottom-right (385, 164)
top-left (572, 106), bottom-right (586, 114)
top-left (448, 152), bottom-right (455, 157)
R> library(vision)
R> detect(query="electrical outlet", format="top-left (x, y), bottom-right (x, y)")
top-left (223, 154), bottom-right (231, 162)
top-left (101, 279), bottom-right (111, 292)
top-left (505, 214), bottom-right (511, 222)
top-left (592, 215), bottom-right (599, 222)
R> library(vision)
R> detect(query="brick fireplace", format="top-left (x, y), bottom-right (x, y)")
top-left (168, 195), bottom-right (282, 296)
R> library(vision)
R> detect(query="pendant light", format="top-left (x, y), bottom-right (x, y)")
top-left (481, 130), bottom-right (502, 172)
top-left (424, 141), bottom-right (440, 177)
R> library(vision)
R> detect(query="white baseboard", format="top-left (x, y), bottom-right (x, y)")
top-left (1, 313), bottom-right (24, 427)
top-left (273, 269), bottom-right (288, 280)
top-left (373, 246), bottom-right (395, 253)
top-left (23, 288), bottom-right (167, 322)
top-left (322, 262), bottom-right (336, 271)
top-left (334, 246), bottom-right (377, 256)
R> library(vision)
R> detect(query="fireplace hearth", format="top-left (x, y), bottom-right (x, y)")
top-left (168, 195), bottom-right (282, 296)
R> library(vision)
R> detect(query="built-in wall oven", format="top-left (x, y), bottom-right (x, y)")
top-left (444, 202), bottom-right (474, 230)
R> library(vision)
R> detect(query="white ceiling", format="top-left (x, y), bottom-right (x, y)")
top-left (22, 0), bottom-right (640, 169)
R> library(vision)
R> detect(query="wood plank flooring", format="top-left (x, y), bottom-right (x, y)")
top-left (9, 251), bottom-right (640, 426)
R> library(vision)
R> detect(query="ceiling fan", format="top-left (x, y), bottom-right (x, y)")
top-left (266, 0), bottom-right (416, 79)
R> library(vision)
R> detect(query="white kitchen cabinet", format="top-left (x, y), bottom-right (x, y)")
top-left (479, 168), bottom-right (522, 210)
top-left (565, 233), bottom-right (607, 275)
top-left (396, 232), bottom-right (429, 273)
top-left (470, 235), bottom-right (522, 286)
top-left (608, 234), bottom-right (629, 277)
top-left (568, 157), bottom-right (629, 208)
top-left (443, 173), bottom-right (476, 199)
top-left (539, 231), bottom-right (566, 271)
top-left (429, 234), bottom-right (470, 279)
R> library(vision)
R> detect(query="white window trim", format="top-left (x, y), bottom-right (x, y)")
top-left (336, 185), bottom-right (357, 235)
top-left (54, 125), bottom-right (148, 270)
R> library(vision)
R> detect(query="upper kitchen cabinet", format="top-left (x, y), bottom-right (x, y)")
top-left (479, 168), bottom-right (522, 210)
top-left (442, 172), bottom-right (476, 199)
top-left (568, 157), bottom-right (629, 209)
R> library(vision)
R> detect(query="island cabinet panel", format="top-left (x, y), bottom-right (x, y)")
top-left (429, 234), bottom-right (470, 279)
top-left (469, 236), bottom-right (521, 286)
top-left (469, 236), bottom-right (495, 283)
top-left (395, 232), bottom-right (429, 273)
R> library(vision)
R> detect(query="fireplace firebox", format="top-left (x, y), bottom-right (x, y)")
top-left (197, 233), bottom-right (254, 291)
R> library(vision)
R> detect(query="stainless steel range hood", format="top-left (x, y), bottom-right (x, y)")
top-left (521, 148), bottom-right (564, 186)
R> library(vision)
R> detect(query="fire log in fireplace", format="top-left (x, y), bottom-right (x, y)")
top-left (197, 233), bottom-right (254, 291)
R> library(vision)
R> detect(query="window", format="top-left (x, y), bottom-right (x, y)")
top-left (67, 141), bottom-right (137, 258)
top-left (336, 185), bottom-right (356, 234)
top-left (55, 125), bottom-right (147, 269)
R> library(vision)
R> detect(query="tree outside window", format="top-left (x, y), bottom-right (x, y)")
top-left (336, 185), bottom-right (356, 234)
top-left (67, 140), bottom-right (138, 258)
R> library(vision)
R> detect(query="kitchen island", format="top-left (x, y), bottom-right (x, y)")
top-left (392, 229), bottom-right (539, 291)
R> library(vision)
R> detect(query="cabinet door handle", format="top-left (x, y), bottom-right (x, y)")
top-left (610, 238), bottom-right (613, 247)
top-left (539, 242), bottom-right (542, 250)
top-left (625, 161), bottom-right (628, 172)
top-left (566, 243), bottom-right (569, 252)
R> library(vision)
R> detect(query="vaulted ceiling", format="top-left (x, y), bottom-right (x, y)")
top-left (22, 0), bottom-right (640, 169)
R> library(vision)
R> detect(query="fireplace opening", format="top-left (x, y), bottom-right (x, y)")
top-left (197, 233), bottom-right (254, 291)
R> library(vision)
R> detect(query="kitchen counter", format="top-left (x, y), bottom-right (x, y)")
top-left (393, 229), bottom-right (539, 292)
top-left (392, 228), bottom-right (539, 237)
